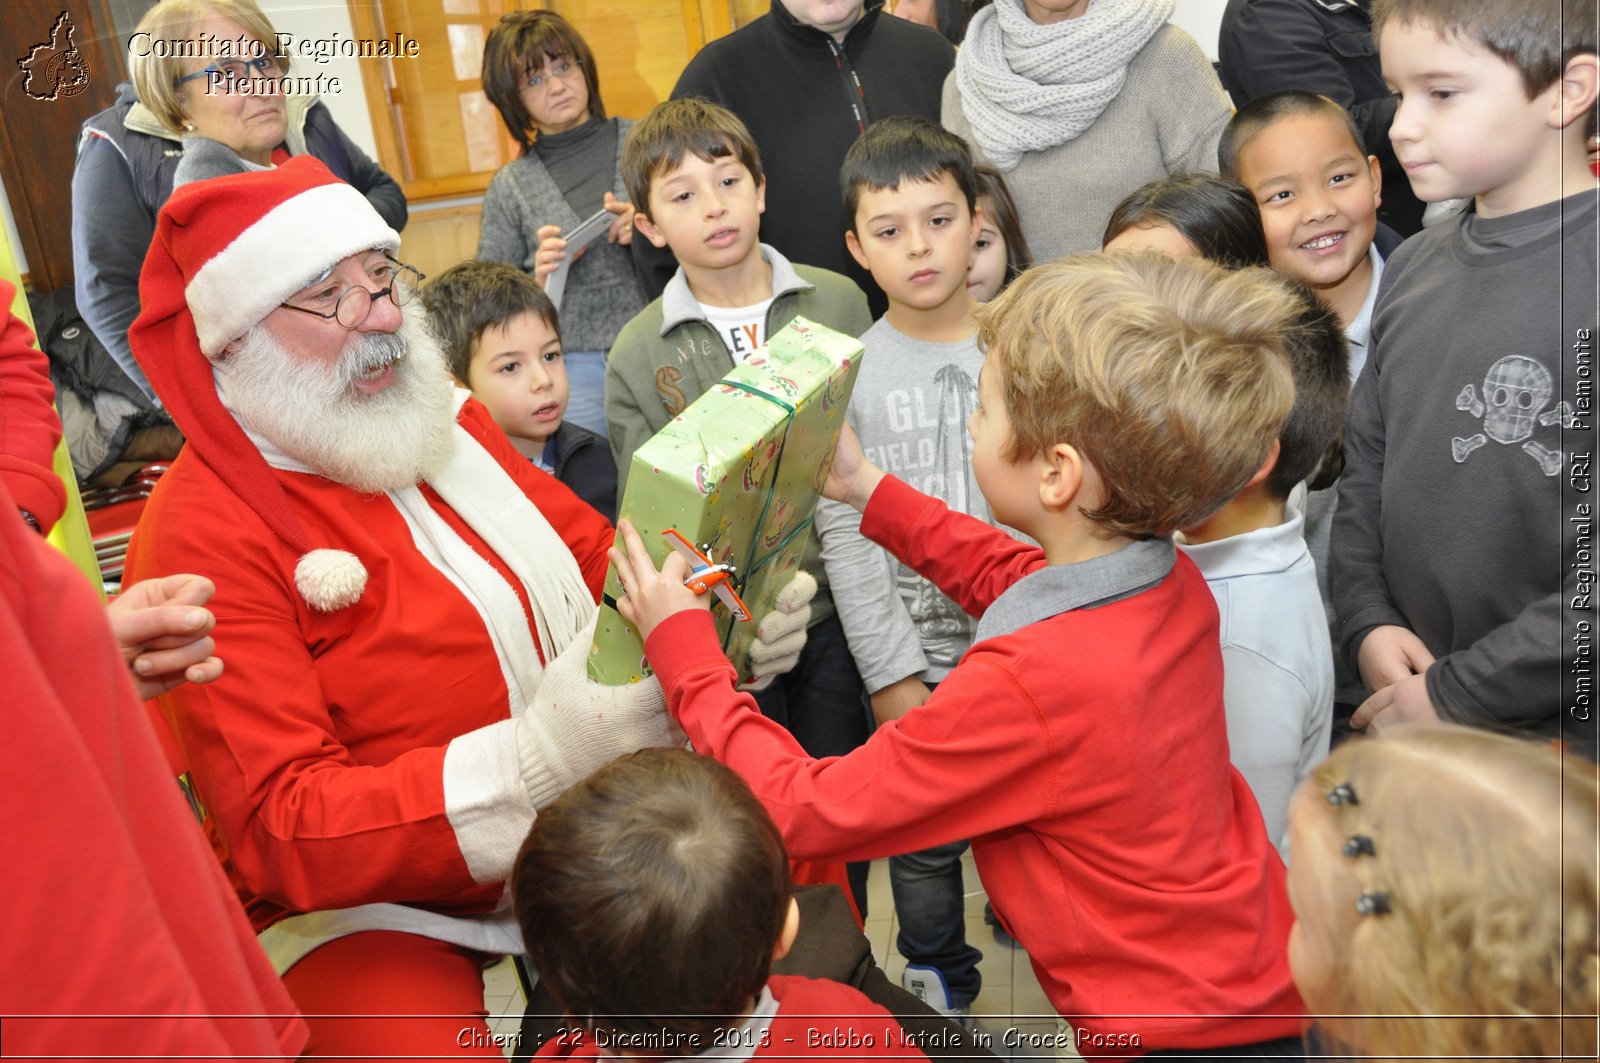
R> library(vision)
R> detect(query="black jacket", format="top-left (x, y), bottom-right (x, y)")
top-left (548, 421), bottom-right (617, 524)
top-left (71, 83), bottom-right (408, 401)
top-left (645, 1), bottom-right (954, 316)
top-left (1217, 0), bottom-right (1425, 236)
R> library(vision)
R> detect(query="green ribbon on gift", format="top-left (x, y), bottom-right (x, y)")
top-left (715, 378), bottom-right (814, 608)
top-left (721, 378), bottom-right (797, 415)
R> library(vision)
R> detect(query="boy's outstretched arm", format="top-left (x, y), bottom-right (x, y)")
top-left (821, 421), bottom-right (885, 512)
top-left (832, 422), bottom-right (1043, 617)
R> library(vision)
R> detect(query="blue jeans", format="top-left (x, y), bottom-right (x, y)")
top-left (891, 840), bottom-right (982, 1008)
top-left (878, 678), bottom-right (981, 1008)
top-left (751, 612), bottom-right (872, 913)
top-left (562, 350), bottom-right (608, 440)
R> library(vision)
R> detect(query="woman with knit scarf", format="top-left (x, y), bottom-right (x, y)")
top-left (942, 0), bottom-right (1231, 262)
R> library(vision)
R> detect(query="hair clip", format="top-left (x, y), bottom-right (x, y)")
top-left (1327, 782), bottom-right (1360, 806)
top-left (1342, 834), bottom-right (1376, 858)
top-left (1354, 891), bottom-right (1391, 917)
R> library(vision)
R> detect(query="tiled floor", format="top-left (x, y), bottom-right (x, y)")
top-left (480, 955), bottom-right (529, 1054)
top-left (483, 851), bottom-right (1077, 1060)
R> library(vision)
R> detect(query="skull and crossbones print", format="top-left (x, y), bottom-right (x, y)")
top-left (1452, 355), bottom-right (1574, 476)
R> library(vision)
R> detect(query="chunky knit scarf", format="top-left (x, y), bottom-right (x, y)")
top-left (956, 0), bottom-right (1176, 170)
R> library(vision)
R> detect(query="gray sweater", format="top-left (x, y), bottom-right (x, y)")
top-left (815, 318), bottom-right (991, 692)
top-left (1331, 191), bottom-right (1597, 746)
top-left (940, 24), bottom-right (1230, 262)
top-left (476, 117), bottom-right (644, 353)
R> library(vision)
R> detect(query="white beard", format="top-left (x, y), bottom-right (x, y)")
top-left (216, 312), bottom-right (458, 494)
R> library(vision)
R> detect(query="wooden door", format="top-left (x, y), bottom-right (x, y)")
top-left (0, 0), bottom-right (126, 290)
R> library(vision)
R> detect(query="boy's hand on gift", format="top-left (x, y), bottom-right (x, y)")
top-left (823, 422), bottom-right (886, 511)
top-left (532, 224), bottom-right (569, 287)
top-left (1356, 624), bottom-right (1435, 693)
top-left (107, 574), bottom-right (223, 700)
top-left (610, 519), bottom-right (709, 640)
top-left (869, 675), bottom-right (930, 727)
top-left (604, 192), bottom-right (635, 246)
top-left (1352, 672), bottom-right (1441, 734)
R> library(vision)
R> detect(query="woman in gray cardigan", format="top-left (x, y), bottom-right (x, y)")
top-left (478, 11), bottom-right (645, 440)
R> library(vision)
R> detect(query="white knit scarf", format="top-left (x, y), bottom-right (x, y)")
top-left (247, 389), bottom-right (595, 714)
top-left (956, 0), bottom-right (1176, 171)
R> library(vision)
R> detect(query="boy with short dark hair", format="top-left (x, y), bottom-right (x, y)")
top-left (1332, 0), bottom-right (1598, 752)
top-left (1177, 286), bottom-right (1349, 857)
top-left (1220, 90), bottom-right (1399, 364)
top-left (422, 260), bottom-right (616, 521)
top-left (819, 115), bottom-right (989, 1022)
top-left (1221, 89), bottom-right (1405, 725)
top-left (605, 99), bottom-right (876, 899)
top-left (610, 253), bottom-right (1309, 1054)
top-left (512, 747), bottom-right (927, 1060)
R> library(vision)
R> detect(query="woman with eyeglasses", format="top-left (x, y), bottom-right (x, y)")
top-left (478, 10), bottom-right (645, 442)
top-left (71, 0), bottom-right (406, 405)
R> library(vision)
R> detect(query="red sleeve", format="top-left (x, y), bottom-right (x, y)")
top-left (0, 279), bottom-right (67, 531)
top-left (645, 610), bottom-right (1056, 863)
top-left (859, 475), bottom-right (1044, 617)
top-left (458, 396), bottom-right (613, 597)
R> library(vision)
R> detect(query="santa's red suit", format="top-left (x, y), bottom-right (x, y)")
top-left (126, 397), bottom-right (613, 940)
top-left (121, 156), bottom-right (668, 1058)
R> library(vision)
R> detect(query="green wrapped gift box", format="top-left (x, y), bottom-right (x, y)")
top-left (589, 317), bottom-right (863, 685)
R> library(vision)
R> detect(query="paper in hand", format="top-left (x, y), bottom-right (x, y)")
top-left (544, 207), bottom-right (618, 310)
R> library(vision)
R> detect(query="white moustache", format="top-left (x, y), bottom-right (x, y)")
top-left (339, 331), bottom-right (409, 388)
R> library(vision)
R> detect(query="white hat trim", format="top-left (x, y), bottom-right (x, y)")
top-left (187, 182), bottom-right (400, 358)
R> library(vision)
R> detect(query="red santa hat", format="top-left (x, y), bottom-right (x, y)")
top-left (130, 155), bottom-right (401, 612)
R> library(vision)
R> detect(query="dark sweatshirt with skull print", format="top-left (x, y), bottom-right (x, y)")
top-left (1331, 189), bottom-right (1597, 756)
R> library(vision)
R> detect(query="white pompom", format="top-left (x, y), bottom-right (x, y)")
top-left (294, 549), bottom-right (367, 612)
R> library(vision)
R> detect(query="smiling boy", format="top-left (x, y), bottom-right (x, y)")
top-left (1220, 90), bottom-right (1411, 731)
top-left (1220, 92), bottom-right (1397, 351)
top-left (1331, 0), bottom-right (1598, 753)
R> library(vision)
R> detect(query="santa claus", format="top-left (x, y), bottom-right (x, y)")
top-left (122, 156), bottom-right (683, 1056)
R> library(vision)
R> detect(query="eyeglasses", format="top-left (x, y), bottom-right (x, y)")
top-left (173, 54), bottom-right (282, 91)
top-left (521, 58), bottom-right (582, 93)
top-left (278, 256), bottom-right (426, 330)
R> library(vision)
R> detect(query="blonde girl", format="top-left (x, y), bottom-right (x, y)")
top-left (1286, 724), bottom-right (1598, 1063)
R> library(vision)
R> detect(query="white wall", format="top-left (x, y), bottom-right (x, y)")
top-left (257, 0), bottom-right (380, 159)
top-left (1170, 0), bottom-right (1230, 60)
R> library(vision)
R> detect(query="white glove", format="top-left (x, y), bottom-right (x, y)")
top-left (739, 571), bottom-right (816, 692)
top-left (516, 615), bottom-right (685, 808)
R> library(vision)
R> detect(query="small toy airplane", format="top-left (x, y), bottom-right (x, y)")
top-left (662, 529), bottom-right (751, 622)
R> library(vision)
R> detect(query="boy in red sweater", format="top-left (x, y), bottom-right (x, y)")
top-left (611, 253), bottom-right (1309, 1057)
